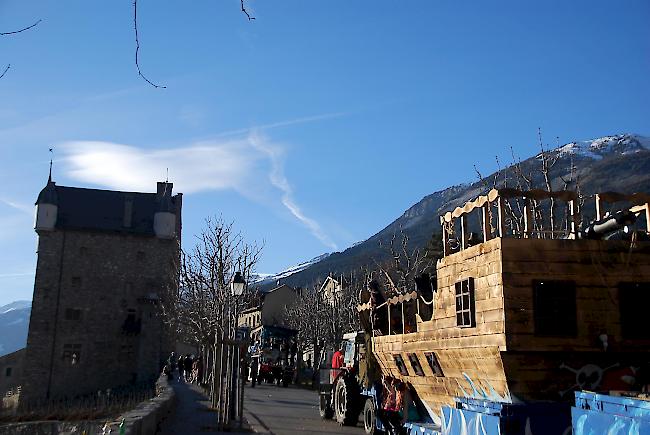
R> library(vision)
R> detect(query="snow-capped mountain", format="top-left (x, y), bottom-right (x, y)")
top-left (259, 133), bottom-right (650, 290)
top-left (0, 300), bottom-right (31, 357)
top-left (255, 253), bottom-right (331, 288)
top-left (554, 133), bottom-right (648, 160)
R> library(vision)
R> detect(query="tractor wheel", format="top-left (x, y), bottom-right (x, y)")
top-left (363, 397), bottom-right (378, 434)
top-left (334, 375), bottom-right (360, 426)
top-left (319, 394), bottom-right (334, 419)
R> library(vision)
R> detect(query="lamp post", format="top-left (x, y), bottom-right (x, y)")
top-left (229, 272), bottom-right (246, 426)
top-left (215, 271), bottom-right (247, 430)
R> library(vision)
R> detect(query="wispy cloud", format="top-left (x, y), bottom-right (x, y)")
top-left (59, 133), bottom-right (338, 250)
top-left (61, 140), bottom-right (257, 194)
top-left (214, 112), bottom-right (347, 138)
top-left (0, 198), bottom-right (32, 215)
top-left (0, 272), bottom-right (34, 279)
top-left (249, 131), bottom-right (338, 250)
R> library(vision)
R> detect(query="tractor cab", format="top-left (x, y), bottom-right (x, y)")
top-left (319, 332), bottom-right (369, 426)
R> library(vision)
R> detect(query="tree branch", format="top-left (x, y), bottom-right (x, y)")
top-left (240, 0), bottom-right (256, 20)
top-left (1, 19), bottom-right (42, 36)
top-left (0, 64), bottom-right (9, 79)
top-left (133, 0), bottom-right (166, 89)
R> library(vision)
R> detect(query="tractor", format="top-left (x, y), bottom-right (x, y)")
top-left (318, 331), bottom-right (383, 433)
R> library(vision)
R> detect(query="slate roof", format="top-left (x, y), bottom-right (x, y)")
top-left (37, 183), bottom-right (180, 235)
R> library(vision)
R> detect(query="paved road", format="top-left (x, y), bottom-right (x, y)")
top-left (158, 381), bottom-right (243, 435)
top-left (243, 383), bottom-right (365, 435)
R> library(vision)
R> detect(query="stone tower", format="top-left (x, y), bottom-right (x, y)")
top-left (21, 177), bottom-right (182, 403)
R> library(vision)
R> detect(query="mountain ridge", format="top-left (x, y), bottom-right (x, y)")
top-left (0, 300), bottom-right (31, 357)
top-left (259, 133), bottom-right (650, 291)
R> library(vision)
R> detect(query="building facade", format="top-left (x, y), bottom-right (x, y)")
top-left (0, 349), bottom-right (25, 397)
top-left (238, 284), bottom-right (298, 344)
top-left (20, 177), bottom-right (181, 404)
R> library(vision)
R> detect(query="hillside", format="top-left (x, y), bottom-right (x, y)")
top-left (260, 133), bottom-right (650, 291)
top-left (0, 300), bottom-right (31, 357)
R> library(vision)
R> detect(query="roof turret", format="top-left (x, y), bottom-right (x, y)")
top-left (156, 182), bottom-right (175, 213)
top-left (35, 178), bottom-right (58, 206)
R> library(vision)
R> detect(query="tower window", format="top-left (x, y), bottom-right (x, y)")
top-left (137, 251), bottom-right (146, 261)
top-left (455, 278), bottom-right (476, 327)
top-left (62, 344), bottom-right (82, 365)
top-left (79, 246), bottom-right (88, 256)
top-left (5, 367), bottom-right (12, 377)
top-left (533, 280), bottom-right (577, 337)
top-left (71, 277), bottom-right (81, 288)
top-left (65, 308), bottom-right (82, 321)
top-left (619, 282), bottom-right (650, 339)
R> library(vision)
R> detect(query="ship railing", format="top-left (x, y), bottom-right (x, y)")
top-left (440, 189), bottom-right (650, 257)
top-left (440, 188), bottom-right (581, 257)
top-left (358, 290), bottom-right (432, 336)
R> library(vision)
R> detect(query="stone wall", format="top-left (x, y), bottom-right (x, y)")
top-left (0, 350), bottom-right (24, 397)
top-left (0, 376), bottom-right (175, 435)
top-left (21, 229), bottom-right (179, 403)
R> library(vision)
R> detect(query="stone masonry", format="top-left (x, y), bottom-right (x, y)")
top-left (20, 180), bottom-right (182, 404)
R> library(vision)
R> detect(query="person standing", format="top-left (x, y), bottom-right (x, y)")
top-left (250, 357), bottom-right (259, 388)
top-left (184, 354), bottom-right (193, 383)
top-left (168, 352), bottom-right (177, 381)
top-left (195, 354), bottom-right (204, 386)
top-left (178, 354), bottom-right (186, 382)
top-left (330, 345), bottom-right (345, 383)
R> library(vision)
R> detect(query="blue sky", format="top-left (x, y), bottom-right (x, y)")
top-left (1, 0), bottom-right (649, 305)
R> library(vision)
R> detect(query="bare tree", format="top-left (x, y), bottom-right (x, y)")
top-left (1, 18), bottom-right (42, 80)
top-left (284, 273), bottom-right (361, 376)
top-left (2, 2), bottom-right (254, 84)
top-left (159, 217), bottom-right (262, 349)
top-left (472, 132), bottom-right (585, 238)
top-left (132, 0), bottom-right (255, 88)
top-left (375, 228), bottom-right (436, 297)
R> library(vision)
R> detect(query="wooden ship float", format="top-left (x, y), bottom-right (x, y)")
top-left (358, 188), bottom-right (650, 429)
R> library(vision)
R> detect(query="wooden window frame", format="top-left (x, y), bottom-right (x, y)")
top-left (424, 352), bottom-right (444, 377)
top-left (455, 278), bottom-right (476, 328)
top-left (394, 354), bottom-right (409, 376)
top-left (407, 353), bottom-right (425, 376)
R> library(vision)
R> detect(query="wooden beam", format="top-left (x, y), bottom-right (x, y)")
top-left (482, 204), bottom-right (491, 242)
top-left (442, 222), bottom-right (449, 257)
top-left (595, 193), bottom-right (603, 220)
top-left (460, 215), bottom-right (467, 250)
top-left (568, 199), bottom-right (579, 239)
top-left (387, 305), bottom-right (391, 335)
top-left (497, 197), bottom-right (505, 238)
top-left (523, 199), bottom-right (533, 238)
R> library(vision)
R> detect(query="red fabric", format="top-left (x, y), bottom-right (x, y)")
top-left (332, 351), bottom-right (344, 369)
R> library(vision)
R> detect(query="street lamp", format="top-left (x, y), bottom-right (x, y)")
top-left (226, 271), bottom-right (247, 429)
top-left (231, 271), bottom-right (245, 296)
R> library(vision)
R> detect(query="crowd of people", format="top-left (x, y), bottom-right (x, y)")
top-left (162, 351), bottom-right (203, 384)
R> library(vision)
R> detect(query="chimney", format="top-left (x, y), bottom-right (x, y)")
top-left (157, 182), bottom-right (173, 196)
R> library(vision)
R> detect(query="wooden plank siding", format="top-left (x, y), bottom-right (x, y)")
top-left (370, 237), bottom-right (650, 422)
top-left (373, 238), bottom-right (510, 420)
top-left (500, 238), bottom-right (650, 352)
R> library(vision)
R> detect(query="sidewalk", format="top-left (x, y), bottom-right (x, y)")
top-left (157, 380), bottom-right (250, 434)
